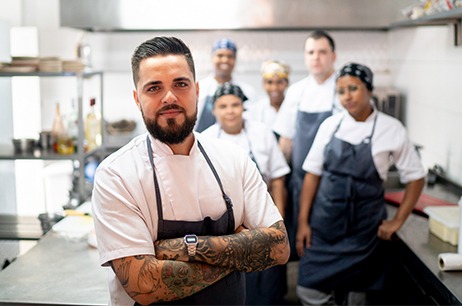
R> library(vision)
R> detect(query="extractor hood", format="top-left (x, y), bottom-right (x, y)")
top-left (59, 0), bottom-right (415, 32)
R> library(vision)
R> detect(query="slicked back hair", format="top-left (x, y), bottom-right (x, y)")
top-left (131, 36), bottom-right (196, 86)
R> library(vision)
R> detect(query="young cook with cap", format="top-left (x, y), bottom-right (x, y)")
top-left (195, 38), bottom-right (257, 132)
top-left (91, 36), bottom-right (289, 305)
top-left (295, 62), bottom-right (426, 305)
top-left (202, 82), bottom-right (291, 305)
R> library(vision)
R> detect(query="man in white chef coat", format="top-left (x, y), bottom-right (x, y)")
top-left (272, 30), bottom-right (343, 259)
top-left (91, 36), bottom-right (289, 305)
top-left (195, 37), bottom-right (257, 132)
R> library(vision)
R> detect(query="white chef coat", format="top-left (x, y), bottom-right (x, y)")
top-left (202, 120), bottom-right (290, 185)
top-left (196, 74), bottom-right (257, 126)
top-left (302, 109), bottom-right (427, 183)
top-left (272, 73), bottom-right (342, 139)
top-left (243, 96), bottom-right (279, 131)
top-left (91, 132), bottom-right (282, 305)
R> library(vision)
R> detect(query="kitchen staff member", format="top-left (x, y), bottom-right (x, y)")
top-left (91, 36), bottom-right (290, 305)
top-left (244, 60), bottom-right (290, 134)
top-left (202, 82), bottom-right (290, 305)
top-left (295, 62), bottom-right (426, 305)
top-left (272, 30), bottom-right (343, 259)
top-left (195, 38), bottom-right (257, 132)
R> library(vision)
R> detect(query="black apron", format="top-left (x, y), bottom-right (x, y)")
top-left (142, 136), bottom-right (245, 305)
top-left (298, 114), bottom-right (387, 292)
top-left (196, 95), bottom-right (216, 132)
top-left (286, 90), bottom-right (333, 260)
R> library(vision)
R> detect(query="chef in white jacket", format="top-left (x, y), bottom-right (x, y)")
top-left (272, 30), bottom-right (343, 259)
top-left (195, 38), bottom-right (257, 132)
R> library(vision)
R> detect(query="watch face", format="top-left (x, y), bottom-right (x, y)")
top-left (185, 235), bottom-right (198, 243)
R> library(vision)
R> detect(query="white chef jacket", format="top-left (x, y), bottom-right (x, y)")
top-left (243, 96), bottom-right (279, 131)
top-left (91, 132), bottom-right (282, 305)
top-left (272, 73), bottom-right (342, 139)
top-left (196, 74), bottom-right (257, 126)
top-left (202, 120), bottom-right (290, 185)
top-left (302, 109), bottom-right (427, 183)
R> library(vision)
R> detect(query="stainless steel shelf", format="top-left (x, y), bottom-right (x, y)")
top-left (0, 145), bottom-right (103, 161)
top-left (391, 7), bottom-right (462, 46)
top-left (0, 71), bottom-right (104, 204)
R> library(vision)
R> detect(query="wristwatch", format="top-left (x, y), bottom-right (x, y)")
top-left (184, 234), bottom-right (198, 261)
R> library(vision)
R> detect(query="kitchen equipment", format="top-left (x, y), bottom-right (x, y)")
top-left (424, 205), bottom-right (459, 245)
top-left (12, 138), bottom-right (36, 154)
top-left (39, 131), bottom-right (52, 150)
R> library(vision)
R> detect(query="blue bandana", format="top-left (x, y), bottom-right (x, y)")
top-left (212, 38), bottom-right (237, 55)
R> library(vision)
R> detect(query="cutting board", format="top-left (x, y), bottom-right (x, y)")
top-left (385, 191), bottom-right (457, 216)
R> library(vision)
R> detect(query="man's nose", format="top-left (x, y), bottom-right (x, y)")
top-left (162, 90), bottom-right (177, 104)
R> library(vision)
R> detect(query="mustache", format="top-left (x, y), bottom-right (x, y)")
top-left (156, 104), bottom-right (185, 114)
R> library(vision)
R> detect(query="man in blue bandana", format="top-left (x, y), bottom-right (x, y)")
top-left (195, 38), bottom-right (257, 132)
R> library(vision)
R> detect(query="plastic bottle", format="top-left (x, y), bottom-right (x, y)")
top-left (84, 98), bottom-right (102, 152)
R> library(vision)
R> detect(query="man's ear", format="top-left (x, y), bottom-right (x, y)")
top-left (133, 90), bottom-right (141, 111)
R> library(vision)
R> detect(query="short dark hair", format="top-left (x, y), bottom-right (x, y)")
top-left (131, 36), bottom-right (196, 86)
top-left (306, 30), bottom-right (336, 52)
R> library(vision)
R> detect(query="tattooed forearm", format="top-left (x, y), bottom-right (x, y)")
top-left (110, 254), bottom-right (232, 304)
top-left (154, 220), bottom-right (289, 273)
top-left (196, 220), bottom-right (289, 272)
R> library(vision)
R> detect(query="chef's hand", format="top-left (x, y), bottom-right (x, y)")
top-left (235, 225), bottom-right (249, 233)
top-left (378, 219), bottom-right (402, 240)
top-left (296, 222), bottom-right (312, 257)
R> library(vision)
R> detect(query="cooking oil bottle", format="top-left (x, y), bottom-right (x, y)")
top-left (51, 102), bottom-right (74, 154)
top-left (84, 98), bottom-right (102, 152)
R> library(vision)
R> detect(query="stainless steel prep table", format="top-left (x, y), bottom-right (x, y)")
top-left (0, 229), bottom-right (109, 305)
top-left (0, 196), bottom-right (461, 305)
top-left (387, 204), bottom-right (462, 304)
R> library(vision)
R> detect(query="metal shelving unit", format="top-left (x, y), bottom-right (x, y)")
top-left (390, 7), bottom-right (462, 46)
top-left (0, 70), bottom-right (104, 204)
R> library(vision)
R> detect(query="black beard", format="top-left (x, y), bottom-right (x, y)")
top-left (141, 105), bottom-right (197, 144)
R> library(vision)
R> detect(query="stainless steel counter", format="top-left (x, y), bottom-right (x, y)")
top-left (0, 230), bottom-right (109, 305)
top-left (0, 190), bottom-right (460, 305)
top-left (388, 204), bottom-right (462, 304)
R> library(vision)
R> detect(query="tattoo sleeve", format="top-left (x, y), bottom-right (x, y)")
top-left (111, 254), bottom-right (232, 304)
top-left (155, 220), bottom-right (290, 273)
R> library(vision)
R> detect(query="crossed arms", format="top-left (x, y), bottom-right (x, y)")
top-left (110, 220), bottom-right (289, 305)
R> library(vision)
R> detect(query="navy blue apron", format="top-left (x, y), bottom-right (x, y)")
top-left (286, 89), bottom-right (333, 260)
top-left (142, 136), bottom-right (245, 305)
top-left (298, 114), bottom-right (387, 292)
top-left (211, 124), bottom-right (288, 305)
top-left (196, 95), bottom-right (216, 132)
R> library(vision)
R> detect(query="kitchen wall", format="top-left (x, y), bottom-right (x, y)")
top-left (0, 0), bottom-right (461, 216)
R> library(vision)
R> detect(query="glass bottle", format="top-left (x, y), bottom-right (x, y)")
top-left (51, 102), bottom-right (66, 153)
top-left (84, 98), bottom-right (101, 152)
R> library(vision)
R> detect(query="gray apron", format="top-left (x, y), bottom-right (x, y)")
top-left (298, 115), bottom-right (387, 292)
top-left (286, 93), bottom-right (333, 259)
top-left (196, 95), bottom-right (216, 132)
top-left (142, 136), bottom-right (245, 305)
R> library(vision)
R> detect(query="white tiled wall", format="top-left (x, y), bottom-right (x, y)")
top-left (389, 26), bottom-right (462, 184)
